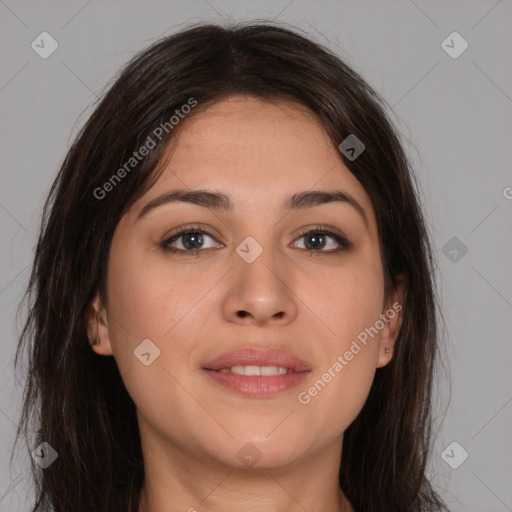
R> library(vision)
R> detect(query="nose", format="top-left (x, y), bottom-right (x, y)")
top-left (221, 244), bottom-right (298, 327)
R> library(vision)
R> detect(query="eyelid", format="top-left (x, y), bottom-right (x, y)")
top-left (292, 224), bottom-right (352, 252)
top-left (161, 223), bottom-right (224, 254)
top-left (162, 222), bottom-right (223, 242)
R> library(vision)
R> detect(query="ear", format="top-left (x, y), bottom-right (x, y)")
top-left (376, 276), bottom-right (406, 368)
top-left (86, 293), bottom-right (114, 356)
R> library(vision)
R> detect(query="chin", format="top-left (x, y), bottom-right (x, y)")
top-left (212, 431), bottom-right (307, 471)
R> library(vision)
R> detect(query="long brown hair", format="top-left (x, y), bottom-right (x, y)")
top-left (13, 22), bottom-right (449, 512)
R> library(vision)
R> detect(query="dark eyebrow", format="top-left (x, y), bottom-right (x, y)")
top-left (137, 189), bottom-right (234, 220)
top-left (137, 188), bottom-right (368, 227)
top-left (284, 190), bottom-right (368, 227)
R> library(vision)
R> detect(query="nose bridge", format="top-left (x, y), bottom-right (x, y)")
top-left (223, 233), bottom-right (297, 324)
top-left (236, 233), bottom-right (287, 292)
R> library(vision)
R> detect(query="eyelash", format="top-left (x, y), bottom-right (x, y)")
top-left (160, 224), bottom-right (352, 257)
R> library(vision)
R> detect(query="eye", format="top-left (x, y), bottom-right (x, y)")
top-left (160, 224), bottom-right (351, 257)
top-left (292, 225), bottom-right (351, 254)
top-left (161, 226), bottom-right (223, 255)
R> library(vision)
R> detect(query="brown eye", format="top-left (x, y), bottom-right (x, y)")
top-left (178, 232), bottom-right (204, 250)
top-left (161, 228), bottom-right (222, 255)
top-left (292, 228), bottom-right (351, 253)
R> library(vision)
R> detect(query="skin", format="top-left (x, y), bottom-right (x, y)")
top-left (88, 95), bottom-right (404, 512)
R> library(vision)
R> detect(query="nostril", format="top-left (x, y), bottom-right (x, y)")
top-left (237, 311), bottom-right (248, 318)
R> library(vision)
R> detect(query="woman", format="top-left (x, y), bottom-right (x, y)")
top-left (14, 22), bottom-right (449, 512)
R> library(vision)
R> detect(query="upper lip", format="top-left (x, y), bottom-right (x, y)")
top-left (202, 348), bottom-right (311, 372)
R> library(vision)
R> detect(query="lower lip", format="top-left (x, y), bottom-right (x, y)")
top-left (203, 369), bottom-right (309, 398)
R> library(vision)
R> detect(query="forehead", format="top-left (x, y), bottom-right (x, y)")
top-left (169, 95), bottom-right (335, 168)
top-left (133, 95), bottom-right (376, 226)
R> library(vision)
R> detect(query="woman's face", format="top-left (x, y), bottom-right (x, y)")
top-left (91, 95), bottom-right (401, 470)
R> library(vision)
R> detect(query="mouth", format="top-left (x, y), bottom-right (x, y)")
top-left (202, 348), bottom-right (311, 398)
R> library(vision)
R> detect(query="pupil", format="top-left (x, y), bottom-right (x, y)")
top-left (184, 233), bottom-right (202, 249)
top-left (307, 233), bottom-right (324, 249)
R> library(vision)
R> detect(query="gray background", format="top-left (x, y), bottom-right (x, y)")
top-left (1, 1), bottom-right (511, 511)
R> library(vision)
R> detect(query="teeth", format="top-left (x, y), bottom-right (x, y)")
top-left (260, 366), bottom-right (287, 376)
top-left (219, 365), bottom-right (288, 376)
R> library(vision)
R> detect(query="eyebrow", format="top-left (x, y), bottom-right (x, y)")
top-left (136, 188), bottom-right (368, 226)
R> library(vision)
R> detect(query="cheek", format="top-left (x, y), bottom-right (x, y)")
top-left (106, 234), bottom-right (212, 343)
top-left (295, 251), bottom-right (384, 424)
top-left (305, 251), bottom-right (384, 350)
top-left (103, 240), bottom-right (218, 431)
